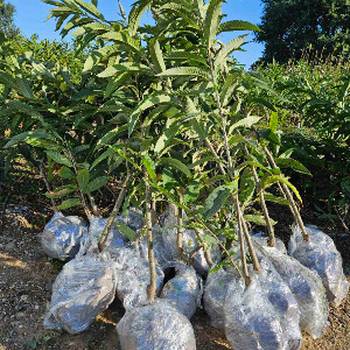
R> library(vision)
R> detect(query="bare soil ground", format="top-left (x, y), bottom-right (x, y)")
top-left (0, 204), bottom-right (350, 350)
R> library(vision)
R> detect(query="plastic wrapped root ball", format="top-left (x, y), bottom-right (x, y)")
top-left (160, 262), bottom-right (202, 319)
top-left (224, 255), bottom-right (302, 350)
top-left (252, 231), bottom-right (287, 254)
top-left (118, 207), bottom-right (144, 231)
top-left (160, 210), bottom-right (221, 276)
top-left (137, 224), bottom-right (172, 269)
top-left (44, 254), bottom-right (117, 334)
top-left (112, 247), bottom-right (164, 309)
top-left (117, 300), bottom-right (196, 350)
top-left (289, 224), bottom-right (349, 306)
top-left (203, 268), bottom-right (239, 329)
top-left (41, 212), bottom-right (88, 261)
top-left (225, 275), bottom-right (290, 350)
top-left (261, 245), bottom-right (329, 338)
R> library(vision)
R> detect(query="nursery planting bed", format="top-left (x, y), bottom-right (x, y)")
top-left (0, 205), bottom-right (350, 350)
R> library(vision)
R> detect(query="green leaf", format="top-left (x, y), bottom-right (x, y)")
top-left (150, 39), bottom-right (166, 73)
top-left (116, 222), bottom-right (137, 241)
top-left (46, 185), bottom-right (77, 199)
top-left (128, 0), bottom-right (152, 36)
top-left (87, 176), bottom-right (109, 192)
top-left (74, 0), bottom-right (104, 20)
top-left (264, 193), bottom-right (289, 206)
top-left (58, 166), bottom-right (75, 179)
top-left (203, 0), bottom-right (223, 49)
top-left (244, 214), bottom-right (276, 226)
top-left (142, 155), bottom-right (157, 181)
top-left (218, 20), bottom-right (260, 33)
top-left (239, 168), bottom-right (256, 205)
top-left (228, 116), bottom-right (261, 134)
top-left (214, 35), bottom-right (246, 67)
top-left (97, 66), bottom-right (117, 78)
top-left (157, 67), bottom-right (209, 79)
top-left (202, 185), bottom-right (231, 217)
top-left (128, 94), bottom-right (171, 136)
top-left (14, 78), bottom-right (34, 99)
top-left (57, 198), bottom-right (81, 210)
top-left (261, 175), bottom-right (303, 203)
top-left (46, 151), bottom-right (72, 167)
top-left (77, 168), bottom-right (90, 192)
top-left (159, 158), bottom-right (192, 178)
top-left (276, 158), bottom-right (312, 176)
top-left (269, 111), bottom-right (279, 133)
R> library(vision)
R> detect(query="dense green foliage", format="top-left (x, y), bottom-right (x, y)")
top-left (257, 0), bottom-right (350, 63)
top-left (0, 0), bottom-right (19, 37)
top-left (251, 58), bottom-right (350, 229)
top-left (2, 0), bottom-right (347, 278)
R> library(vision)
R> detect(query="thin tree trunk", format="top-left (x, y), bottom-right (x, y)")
top-left (98, 175), bottom-right (130, 252)
top-left (145, 180), bottom-right (157, 304)
top-left (263, 146), bottom-right (309, 241)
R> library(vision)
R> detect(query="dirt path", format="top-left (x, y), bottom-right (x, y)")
top-left (0, 206), bottom-right (349, 350)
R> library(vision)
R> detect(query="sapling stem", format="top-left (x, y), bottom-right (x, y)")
top-left (145, 179), bottom-right (157, 304)
top-left (39, 161), bottom-right (57, 212)
top-left (88, 193), bottom-right (100, 217)
top-left (176, 191), bottom-right (185, 260)
top-left (243, 145), bottom-right (276, 246)
top-left (237, 213), bottom-right (251, 287)
top-left (203, 138), bottom-right (260, 275)
top-left (234, 194), bottom-right (261, 273)
top-left (263, 146), bottom-right (309, 241)
top-left (98, 174), bottom-right (130, 252)
top-left (66, 148), bottom-right (92, 219)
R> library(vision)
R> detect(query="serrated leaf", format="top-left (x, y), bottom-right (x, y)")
top-left (203, 0), bottom-right (223, 49)
top-left (46, 151), bottom-right (72, 167)
top-left (46, 185), bottom-right (77, 199)
top-left (116, 222), bottom-right (137, 241)
top-left (214, 35), bottom-right (246, 68)
top-left (261, 175), bottom-right (303, 203)
top-left (202, 185), bottom-right (231, 217)
top-left (276, 158), bottom-right (311, 176)
top-left (142, 155), bottom-right (157, 181)
top-left (228, 116), bottom-right (261, 134)
top-left (57, 198), bottom-right (81, 210)
top-left (77, 168), bottom-right (90, 192)
top-left (159, 158), bottom-right (192, 178)
top-left (270, 111), bottom-right (279, 132)
top-left (74, 0), bottom-right (104, 20)
top-left (58, 166), bottom-right (75, 179)
top-left (128, 0), bottom-right (152, 36)
top-left (218, 20), bottom-right (260, 33)
top-left (128, 94), bottom-right (171, 136)
top-left (150, 39), bottom-right (166, 73)
top-left (87, 176), bottom-right (109, 192)
top-left (264, 193), bottom-right (289, 206)
top-left (157, 66), bottom-right (209, 79)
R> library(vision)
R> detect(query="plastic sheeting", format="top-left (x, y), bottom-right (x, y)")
top-left (119, 207), bottom-right (144, 231)
top-left (289, 224), bottom-right (349, 306)
top-left (161, 208), bottom-right (221, 276)
top-left (252, 231), bottom-right (287, 254)
top-left (203, 268), bottom-right (238, 329)
top-left (261, 245), bottom-right (329, 338)
top-left (44, 254), bottom-right (117, 334)
top-left (137, 225), bottom-right (171, 269)
top-left (41, 212), bottom-right (88, 261)
top-left (225, 258), bottom-right (302, 350)
top-left (117, 300), bottom-right (196, 350)
top-left (112, 247), bottom-right (164, 309)
top-left (160, 262), bottom-right (202, 319)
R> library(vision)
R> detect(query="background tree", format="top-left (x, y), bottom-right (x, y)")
top-left (0, 0), bottom-right (19, 38)
top-left (256, 0), bottom-right (350, 64)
